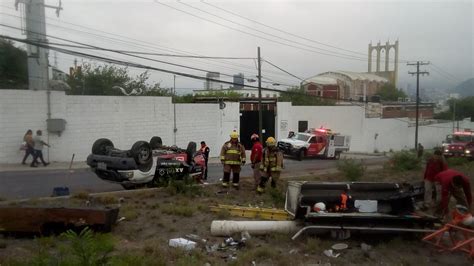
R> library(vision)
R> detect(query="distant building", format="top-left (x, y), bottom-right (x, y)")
top-left (205, 72), bottom-right (220, 90)
top-left (302, 71), bottom-right (388, 101)
top-left (233, 73), bottom-right (244, 89)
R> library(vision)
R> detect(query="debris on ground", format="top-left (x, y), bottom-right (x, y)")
top-left (168, 237), bottom-right (196, 250)
top-left (323, 249), bottom-right (340, 258)
top-left (331, 243), bottom-right (348, 250)
top-left (361, 243), bottom-right (372, 252)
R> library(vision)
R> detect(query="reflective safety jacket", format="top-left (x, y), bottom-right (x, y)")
top-left (220, 141), bottom-right (246, 165)
top-left (260, 148), bottom-right (283, 172)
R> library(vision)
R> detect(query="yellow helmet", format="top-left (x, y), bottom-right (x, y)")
top-left (230, 131), bottom-right (239, 139)
top-left (266, 137), bottom-right (276, 146)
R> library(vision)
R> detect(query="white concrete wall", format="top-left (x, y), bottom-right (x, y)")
top-left (276, 102), bottom-right (474, 153)
top-left (0, 90), bottom-right (239, 163)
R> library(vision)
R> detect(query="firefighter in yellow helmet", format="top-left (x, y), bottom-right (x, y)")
top-left (257, 136), bottom-right (284, 193)
top-left (220, 131), bottom-right (246, 189)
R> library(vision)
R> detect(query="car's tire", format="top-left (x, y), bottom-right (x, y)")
top-left (297, 149), bottom-right (305, 161)
top-left (92, 138), bottom-right (114, 155)
top-left (150, 136), bottom-right (163, 149)
top-left (186, 141), bottom-right (197, 162)
top-left (131, 141), bottom-right (153, 171)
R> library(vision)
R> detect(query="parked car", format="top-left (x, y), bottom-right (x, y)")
top-left (86, 136), bottom-right (205, 189)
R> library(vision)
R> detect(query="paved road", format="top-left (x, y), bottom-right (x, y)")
top-left (0, 156), bottom-right (387, 200)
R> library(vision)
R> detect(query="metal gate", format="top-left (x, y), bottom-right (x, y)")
top-left (240, 110), bottom-right (275, 150)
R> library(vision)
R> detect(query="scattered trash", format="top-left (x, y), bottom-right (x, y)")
top-left (85, 200), bottom-right (91, 207)
top-left (117, 217), bottom-right (126, 223)
top-left (251, 261), bottom-right (256, 266)
top-left (169, 238), bottom-right (196, 250)
top-left (118, 197), bottom-right (125, 203)
top-left (289, 248), bottom-right (299, 254)
top-left (361, 243), bottom-right (372, 252)
top-left (186, 234), bottom-right (206, 243)
top-left (323, 249), bottom-right (340, 258)
top-left (241, 231), bottom-right (251, 241)
top-left (354, 200), bottom-right (378, 213)
top-left (205, 244), bottom-right (219, 253)
top-left (330, 229), bottom-right (351, 240)
top-left (204, 263), bottom-right (211, 266)
top-left (225, 237), bottom-right (234, 245)
top-left (331, 243), bottom-right (348, 250)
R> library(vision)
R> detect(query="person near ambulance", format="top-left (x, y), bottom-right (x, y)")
top-left (422, 149), bottom-right (448, 209)
top-left (257, 137), bottom-right (284, 193)
top-left (250, 133), bottom-right (263, 189)
top-left (434, 169), bottom-right (472, 218)
top-left (199, 141), bottom-right (210, 181)
top-left (220, 131), bottom-right (246, 189)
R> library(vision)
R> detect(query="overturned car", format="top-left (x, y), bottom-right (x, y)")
top-left (86, 136), bottom-right (205, 189)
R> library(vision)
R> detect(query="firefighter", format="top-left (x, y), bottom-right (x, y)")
top-left (434, 169), bottom-right (472, 218)
top-left (220, 131), bottom-right (246, 189)
top-left (257, 137), bottom-right (284, 193)
top-left (250, 133), bottom-right (263, 189)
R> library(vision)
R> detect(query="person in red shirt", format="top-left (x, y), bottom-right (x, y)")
top-left (250, 133), bottom-right (263, 189)
top-left (423, 149), bottom-right (448, 208)
top-left (434, 169), bottom-right (472, 218)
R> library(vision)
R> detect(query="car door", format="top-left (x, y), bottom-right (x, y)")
top-left (307, 137), bottom-right (319, 156)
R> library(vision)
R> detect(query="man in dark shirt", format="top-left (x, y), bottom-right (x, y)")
top-left (200, 141), bottom-right (210, 180)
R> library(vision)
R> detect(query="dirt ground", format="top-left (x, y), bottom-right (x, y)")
top-left (0, 161), bottom-right (473, 265)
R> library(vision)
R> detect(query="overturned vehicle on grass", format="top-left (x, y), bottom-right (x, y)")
top-left (86, 136), bottom-right (205, 189)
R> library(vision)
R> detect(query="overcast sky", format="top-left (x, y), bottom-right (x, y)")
top-left (1, 0), bottom-right (473, 93)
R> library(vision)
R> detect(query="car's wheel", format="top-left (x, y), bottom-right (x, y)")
top-left (150, 136), bottom-right (163, 149)
top-left (92, 138), bottom-right (114, 155)
top-left (131, 141), bottom-right (153, 171)
top-left (297, 149), bottom-right (305, 161)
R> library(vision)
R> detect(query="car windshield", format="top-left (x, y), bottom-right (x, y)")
top-left (450, 134), bottom-right (473, 143)
top-left (295, 133), bottom-right (310, 142)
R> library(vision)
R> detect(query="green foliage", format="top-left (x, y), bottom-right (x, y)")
top-left (376, 83), bottom-right (407, 101)
top-left (337, 158), bottom-right (366, 181)
top-left (161, 203), bottom-right (195, 217)
top-left (434, 97), bottom-right (474, 122)
top-left (67, 64), bottom-right (166, 96)
top-left (268, 187), bottom-right (286, 207)
top-left (279, 86), bottom-right (335, 106)
top-left (0, 39), bottom-right (28, 89)
top-left (165, 176), bottom-right (203, 197)
top-left (388, 150), bottom-right (421, 171)
top-left (173, 93), bottom-right (194, 103)
top-left (195, 90), bottom-right (242, 101)
top-left (447, 157), bottom-right (469, 167)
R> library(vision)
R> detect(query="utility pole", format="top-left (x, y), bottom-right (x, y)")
top-left (257, 47), bottom-right (263, 141)
top-left (407, 61), bottom-right (429, 151)
top-left (15, 0), bottom-right (62, 90)
top-left (173, 75), bottom-right (177, 145)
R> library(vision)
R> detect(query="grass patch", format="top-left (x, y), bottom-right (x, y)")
top-left (447, 157), bottom-right (470, 167)
top-left (95, 195), bottom-right (118, 205)
top-left (161, 203), bottom-right (194, 217)
top-left (71, 191), bottom-right (89, 200)
top-left (120, 205), bottom-right (139, 220)
top-left (337, 158), bottom-right (366, 181)
top-left (215, 208), bottom-right (230, 219)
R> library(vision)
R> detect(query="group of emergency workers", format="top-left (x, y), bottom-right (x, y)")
top-left (219, 131), bottom-right (283, 193)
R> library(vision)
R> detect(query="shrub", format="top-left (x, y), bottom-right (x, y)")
top-left (388, 150), bottom-right (421, 171)
top-left (337, 158), bottom-right (366, 181)
top-left (447, 157), bottom-right (469, 167)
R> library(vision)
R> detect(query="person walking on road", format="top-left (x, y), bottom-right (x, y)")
top-left (21, 129), bottom-right (34, 165)
top-left (220, 131), bottom-right (246, 189)
top-left (423, 149), bottom-right (448, 209)
top-left (31, 130), bottom-right (50, 167)
top-left (434, 169), bottom-right (471, 218)
top-left (200, 141), bottom-right (210, 180)
top-left (257, 137), bottom-right (284, 193)
top-left (250, 133), bottom-right (263, 189)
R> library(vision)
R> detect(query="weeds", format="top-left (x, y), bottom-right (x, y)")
top-left (161, 203), bottom-right (194, 217)
top-left (95, 195), bottom-right (118, 205)
top-left (120, 205), bottom-right (139, 220)
top-left (71, 191), bottom-right (90, 200)
top-left (337, 158), bottom-right (366, 181)
top-left (165, 178), bottom-right (203, 197)
top-left (388, 150), bottom-right (421, 171)
top-left (447, 157), bottom-right (469, 167)
top-left (216, 208), bottom-right (230, 219)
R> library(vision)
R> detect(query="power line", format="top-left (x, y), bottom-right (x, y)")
top-left (262, 59), bottom-right (304, 81)
top-left (201, 0), bottom-right (368, 57)
top-left (154, 1), bottom-right (371, 62)
top-left (176, 0), bottom-right (368, 60)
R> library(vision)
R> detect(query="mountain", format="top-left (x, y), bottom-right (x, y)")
top-left (452, 78), bottom-right (474, 97)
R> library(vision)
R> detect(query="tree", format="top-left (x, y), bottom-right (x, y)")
top-left (376, 83), bottom-right (407, 101)
top-left (194, 90), bottom-right (242, 101)
top-left (0, 39), bottom-right (28, 89)
top-left (67, 64), bottom-right (167, 96)
top-left (434, 97), bottom-right (474, 121)
top-left (278, 86), bottom-right (335, 106)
